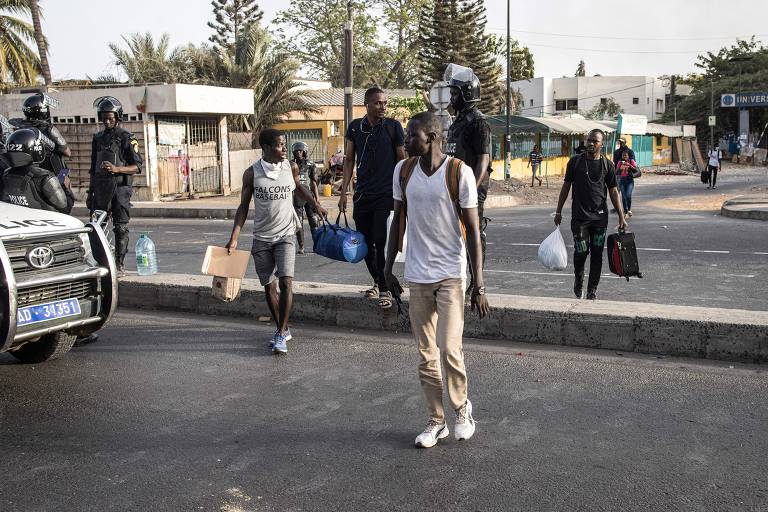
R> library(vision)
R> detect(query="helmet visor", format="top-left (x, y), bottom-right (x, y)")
top-left (444, 63), bottom-right (475, 83)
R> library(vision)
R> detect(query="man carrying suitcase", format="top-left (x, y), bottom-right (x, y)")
top-left (554, 129), bottom-right (627, 300)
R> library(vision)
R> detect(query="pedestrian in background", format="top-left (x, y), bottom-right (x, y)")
top-left (554, 129), bottom-right (627, 300)
top-left (291, 141), bottom-right (319, 254)
top-left (615, 150), bottom-right (638, 217)
top-left (226, 129), bottom-right (326, 354)
top-left (339, 87), bottom-right (406, 310)
top-left (707, 144), bottom-right (722, 189)
top-left (385, 111), bottom-right (489, 449)
top-left (613, 136), bottom-right (635, 163)
top-left (528, 144), bottom-right (543, 187)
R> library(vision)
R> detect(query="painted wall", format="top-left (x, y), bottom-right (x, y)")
top-left (653, 136), bottom-right (673, 165)
top-left (512, 76), bottom-right (666, 120)
top-left (491, 156), bottom-right (569, 181)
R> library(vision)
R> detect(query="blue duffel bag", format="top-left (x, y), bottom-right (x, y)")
top-left (312, 212), bottom-right (368, 263)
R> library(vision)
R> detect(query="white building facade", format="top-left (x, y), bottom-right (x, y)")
top-left (513, 76), bottom-right (667, 120)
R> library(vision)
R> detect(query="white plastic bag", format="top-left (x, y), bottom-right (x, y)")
top-left (537, 227), bottom-right (568, 270)
top-left (384, 211), bottom-right (406, 263)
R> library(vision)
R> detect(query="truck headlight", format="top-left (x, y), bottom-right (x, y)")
top-left (79, 233), bottom-right (98, 267)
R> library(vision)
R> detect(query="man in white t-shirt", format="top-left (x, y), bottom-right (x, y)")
top-left (707, 144), bottom-right (722, 189)
top-left (384, 111), bottom-right (490, 449)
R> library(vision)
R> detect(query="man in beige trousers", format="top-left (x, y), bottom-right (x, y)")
top-left (385, 112), bottom-right (490, 448)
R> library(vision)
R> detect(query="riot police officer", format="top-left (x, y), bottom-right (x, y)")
top-left (87, 96), bottom-right (142, 275)
top-left (0, 128), bottom-right (68, 213)
top-left (444, 63), bottom-right (492, 292)
top-left (10, 92), bottom-right (71, 174)
top-left (291, 141), bottom-right (319, 254)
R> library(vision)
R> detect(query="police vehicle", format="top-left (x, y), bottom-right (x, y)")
top-left (0, 204), bottom-right (117, 363)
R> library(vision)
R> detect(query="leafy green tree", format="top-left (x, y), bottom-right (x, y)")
top-left (207, 0), bottom-right (263, 57)
top-left (583, 97), bottom-right (623, 120)
top-left (379, 0), bottom-right (431, 88)
top-left (386, 94), bottom-right (427, 120)
top-left (664, 38), bottom-right (768, 138)
top-left (417, 0), bottom-right (467, 89)
top-left (274, 0), bottom-right (384, 87)
top-left (0, 0), bottom-right (40, 86)
top-left (418, 0), bottom-right (502, 114)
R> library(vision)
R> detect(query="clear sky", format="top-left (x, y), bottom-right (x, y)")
top-left (38, 0), bottom-right (768, 82)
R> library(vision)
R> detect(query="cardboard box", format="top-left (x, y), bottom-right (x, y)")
top-left (202, 246), bottom-right (250, 302)
top-left (211, 276), bottom-right (242, 302)
top-left (201, 246), bottom-right (250, 278)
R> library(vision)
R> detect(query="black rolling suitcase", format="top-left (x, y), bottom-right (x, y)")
top-left (607, 229), bottom-right (643, 281)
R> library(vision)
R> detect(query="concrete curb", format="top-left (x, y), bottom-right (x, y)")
top-left (721, 203), bottom-right (768, 221)
top-left (71, 195), bottom-right (518, 220)
top-left (119, 274), bottom-right (768, 364)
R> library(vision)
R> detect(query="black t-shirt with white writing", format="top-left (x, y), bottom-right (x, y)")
top-left (564, 154), bottom-right (617, 226)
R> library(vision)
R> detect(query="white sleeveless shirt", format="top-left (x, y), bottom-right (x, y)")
top-left (251, 158), bottom-right (297, 242)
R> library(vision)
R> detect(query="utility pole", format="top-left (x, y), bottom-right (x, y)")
top-left (710, 79), bottom-right (714, 148)
top-left (343, 1), bottom-right (354, 144)
top-left (504, 0), bottom-right (511, 179)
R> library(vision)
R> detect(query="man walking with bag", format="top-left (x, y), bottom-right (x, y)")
top-left (554, 129), bottom-right (627, 300)
top-left (339, 87), bottom-right (406, 309)
top-left (384, 112), bottom-right (489, 448)
top-left (226, 129), bottom-right (326, 354)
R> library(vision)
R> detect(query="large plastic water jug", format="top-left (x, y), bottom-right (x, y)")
top-left (135, 233), bottom-right (158, 276)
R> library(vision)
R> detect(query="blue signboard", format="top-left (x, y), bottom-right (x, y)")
top-left (721, 92), bottom-right (768, 108)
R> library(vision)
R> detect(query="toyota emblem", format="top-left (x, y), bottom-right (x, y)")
top-left (26, 246), bottom-right (54, 269)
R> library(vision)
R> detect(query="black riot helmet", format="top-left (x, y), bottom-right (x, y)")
top-left (4, 128), bottom-right (46, 168)
top-left (444, 63), bottom-right (481, 104)
top-left (22, 93), bottom-right (51, 120)
top-left (291, 141), bottom-right (309, 158)
top-left (94, 96), bottom-right (124, 122)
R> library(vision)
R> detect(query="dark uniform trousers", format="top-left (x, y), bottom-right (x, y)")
top-left (89, 127), bottom-right (142, 267)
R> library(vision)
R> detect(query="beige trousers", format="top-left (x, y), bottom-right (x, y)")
top-left (408, 278), bottom-right (467, 423)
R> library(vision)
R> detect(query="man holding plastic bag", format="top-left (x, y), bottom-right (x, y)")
top-left (553, 128), bottom-right (626, 300)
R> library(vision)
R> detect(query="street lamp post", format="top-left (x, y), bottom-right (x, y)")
top-left (504, 0), bottom-right (511, 179)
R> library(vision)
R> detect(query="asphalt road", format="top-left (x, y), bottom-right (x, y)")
top-left (121, 171), bottom-right (768, 311)
top-left (1, 310), bottom-right (766, 511)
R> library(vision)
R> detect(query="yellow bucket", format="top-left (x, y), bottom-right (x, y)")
top-left (322, 184), bottom-right (333, 197)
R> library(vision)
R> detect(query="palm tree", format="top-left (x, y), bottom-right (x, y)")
top-left (212, 25), bottom-right (317, 135)
top-left (575, 60), bottom-right (586, 77)
top-left (109, 32), bottom-right (190, 84)
top-left (0, 0), bottom-right (40, 86)
top-left (27, 0), bottom-right (50, 85)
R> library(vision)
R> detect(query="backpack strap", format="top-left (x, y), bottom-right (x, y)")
top-left (445, 157), bottom-right (467, 241)
top-left (384, 117), bottom-right (402, 161)
top-left (396, 157), bottom-right (419, 252)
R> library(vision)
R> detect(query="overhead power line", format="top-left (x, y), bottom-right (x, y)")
top-left (503, 28), bottom-right (768, 42)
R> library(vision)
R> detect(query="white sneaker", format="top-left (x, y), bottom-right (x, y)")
top-left (454, 399), bottom-right (476, 441)
top-left (414, 420), bottom-right (449, 448)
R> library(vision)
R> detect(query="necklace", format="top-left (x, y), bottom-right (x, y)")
top-left (583, 155), bottom-right (605, 184)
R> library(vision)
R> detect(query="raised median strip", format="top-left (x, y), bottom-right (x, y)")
top-left (71, 195), bottom-right (518, 220)
top-left (118, 273), bottom-right (768, 363)
top-left (721, 195), bottom-right (768, 221)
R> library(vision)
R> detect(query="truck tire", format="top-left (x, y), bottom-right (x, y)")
top-left (10, 332), bottom-right (77, 363)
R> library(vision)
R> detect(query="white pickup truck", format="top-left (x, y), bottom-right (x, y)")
top-left (0, 203), bottom-right (117, 363)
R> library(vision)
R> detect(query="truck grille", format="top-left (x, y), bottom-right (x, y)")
top-left (6, 237), bottom-right (86, 276)
top-left (17, 280), bottom-right (95, 307)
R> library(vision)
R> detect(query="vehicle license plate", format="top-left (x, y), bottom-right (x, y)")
top-left (17, 299), bottom-right (82, 327)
